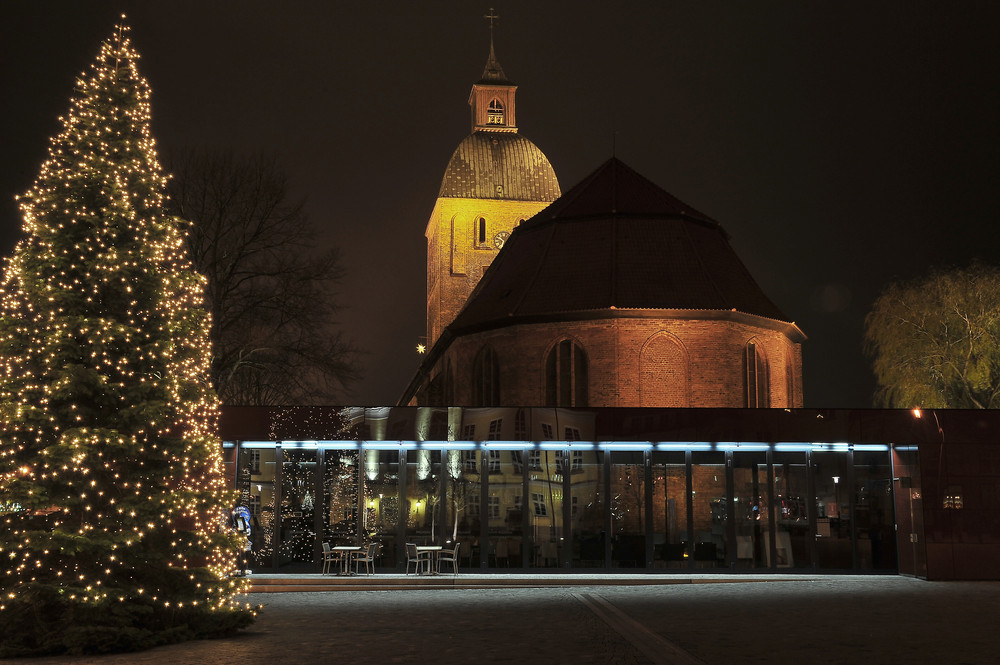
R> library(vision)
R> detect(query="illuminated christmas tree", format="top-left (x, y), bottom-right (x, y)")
top-left (0, 18), bottom-right (253, 655)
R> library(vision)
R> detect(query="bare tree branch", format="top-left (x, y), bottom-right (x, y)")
top-left (168, 149), bottom-right (362, 405)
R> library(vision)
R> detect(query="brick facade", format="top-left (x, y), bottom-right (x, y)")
top-left (425, 197), bottom-right (551, 347)
top-left (424, 314), bottom-right (803, 408)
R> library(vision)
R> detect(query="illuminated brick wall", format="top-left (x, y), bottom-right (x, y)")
top-left (428, 316), bottom-right (803, 408)
top-left (425, 196), bottom-right (551, 347)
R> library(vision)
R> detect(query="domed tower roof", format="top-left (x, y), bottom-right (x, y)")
top-left (447, 158), bottom-right (802, 334)
top-left (438, 132), bottom-right (560, 201)
top-left (438, 21), bottom-right (559, 202)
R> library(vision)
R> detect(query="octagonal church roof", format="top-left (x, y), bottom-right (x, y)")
top-left (447, 157), bottom-right (798, 333)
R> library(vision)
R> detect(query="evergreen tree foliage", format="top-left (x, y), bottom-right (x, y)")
top-left (0, 19), bottom-right (253, 656)
top-left (864, 262), bottom-right (1000, 408)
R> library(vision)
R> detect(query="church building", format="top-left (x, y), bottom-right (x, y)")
top-left (215, 32), bottom-right (999, 583)
top-left (402, 42), bottom-right (805, 409)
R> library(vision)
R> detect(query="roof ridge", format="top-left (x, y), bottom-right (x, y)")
top-left (679, 209), bottom-right (729, 308)
top-left (510, 222), bottom-right (559, 315)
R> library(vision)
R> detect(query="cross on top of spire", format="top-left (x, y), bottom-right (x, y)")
top-left (485, 7), bottom-right (499, 35)
top-left (485, 8), bottom-right (500, 54)
top-left (479, 8), bottom-right (509, 83)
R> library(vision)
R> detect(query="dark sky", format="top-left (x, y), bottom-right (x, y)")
top-left (2, 2), bottom-right (998, 407)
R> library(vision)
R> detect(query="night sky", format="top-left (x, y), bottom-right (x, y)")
top-left (2, 2), bottom-right (998, 407)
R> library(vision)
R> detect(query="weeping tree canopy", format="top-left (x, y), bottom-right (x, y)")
top-left (864, 262), bottom-right (1000, 409)
top-left (167, 150), bottom-right (361, 405)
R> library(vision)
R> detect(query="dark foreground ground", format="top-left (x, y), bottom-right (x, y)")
top-left (6, 576), bottom-right (999, 665)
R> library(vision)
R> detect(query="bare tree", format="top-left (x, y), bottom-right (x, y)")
top-left (168, 149), bottom-right (360, 405)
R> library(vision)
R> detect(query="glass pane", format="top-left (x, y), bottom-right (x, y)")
top-left (527, 450), bottom-right (564, 567)
top-left (278, 449), bottom-right (318, 571)
top-left (363, 449), bottom-right (400, 566)
top-left (487, 450), bottom-right (525, 568)
top-left (571, 450), bottom-right (604, 568)
top-left (445, 450), bottom-right (479, 567)
top-left (611, 451), bottom-right (646, 568)
top-left (774, 451), bottom-right (810, 568)
top-left (733, 451), bottom-right (769, 568)
top-left (854, 451), bottom-right (896, 571)
top-left (323, 448), bottom-right (359, 546)
top-left (814, 452), bottom-right (851, 568)
top-left (653, 451), bottom-right (688, 568)
top-left (691, 451), bottom-right (727, 568)
top-left (407, 450), bottom-right (444, 545)
top-left (236, 447), bottom-right (274, 573)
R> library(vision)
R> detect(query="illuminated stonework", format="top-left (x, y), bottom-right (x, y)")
top-left (425, 46), bottom-right (560, 347)
top-left (407, 158), bottom-right (806, 408)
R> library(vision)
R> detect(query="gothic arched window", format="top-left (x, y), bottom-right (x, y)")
top-left (473, 346), bottom-right (500, 406)
top-left (545, 339), bottom-right (588, 407)
top-left (488, 98), bottom-right (504, 125)
top-left (745, 341), bottom-right (770, 408)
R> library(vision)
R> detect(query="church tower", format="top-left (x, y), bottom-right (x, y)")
top-left (425, 30), bottom-right (560, 348)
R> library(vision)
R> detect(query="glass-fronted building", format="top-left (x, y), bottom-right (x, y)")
top-left (221, 406), bottom-right (1000, 580)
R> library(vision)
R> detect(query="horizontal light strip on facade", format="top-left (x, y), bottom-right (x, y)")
top-left (421, 440), bottom-right (477, 449)
top-left (281, 440), bottom-right (322, 449)
top-left (417, 441), bottom-right (458, 449)
top-left (320, 441), bottom-right (360, 449)
top-left (657, 442), bottom-right (712, 450)
top-left (598, 442), bottom-right (653, 451)
top-left (715, 442), bottom-right (770, 451)
top-left (231, 440), bottom-right (888, 452)
top-left (362, 441), bottom-right (418, 450)
top-left (774, 443), bottom-right (812, 451)
top-left (539, 442), bottom-right (595, 450)
top-left (240, 440), bottom-right (286, 449)
top-left (811, 443), bottom-right (851, 451)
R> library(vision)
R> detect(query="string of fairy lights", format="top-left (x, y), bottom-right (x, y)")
top-left (0, 17), bottom-right (251, 620)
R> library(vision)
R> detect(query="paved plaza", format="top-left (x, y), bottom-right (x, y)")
top-left (5, 576), bottom-right (999, 664)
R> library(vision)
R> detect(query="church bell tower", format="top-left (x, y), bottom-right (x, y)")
top-left (469, 37), bottom-right (517, 133)
top-left (424, 16), bottom-right (561, 349)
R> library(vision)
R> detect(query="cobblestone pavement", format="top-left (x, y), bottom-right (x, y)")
top-left (6, 577), bottom-right (1000, 665)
